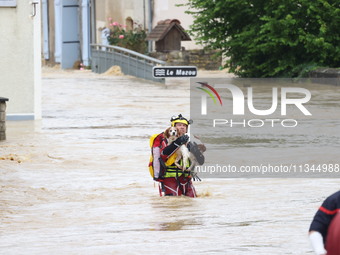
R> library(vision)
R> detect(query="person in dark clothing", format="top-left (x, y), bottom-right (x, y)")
top-left (309, 190), bottom-right (340, 255)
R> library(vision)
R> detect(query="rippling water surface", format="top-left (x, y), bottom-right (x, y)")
top-left (0, 69), bottom-right (339, 254)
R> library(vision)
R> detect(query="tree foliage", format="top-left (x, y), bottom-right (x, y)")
top-left (107, 21), bottom-right (147, 54)
top-left (185, 0), bottom-right (340, 77)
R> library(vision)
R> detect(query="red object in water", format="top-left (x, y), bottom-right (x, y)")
top-left (162, 176), bottom-right (196, 197)
top-left (326, 212), bottom-right (340, 255)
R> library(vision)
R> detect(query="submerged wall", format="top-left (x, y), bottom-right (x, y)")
top-left (309, 68), bottom-right (340, 86)
top-left (150, 49), bottom-right (222, 70)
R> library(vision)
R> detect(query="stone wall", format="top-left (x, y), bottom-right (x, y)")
top-left (309, 68), bottom-right (340, 86)
top-left (149, 49), bottom-right (222, 70)
top-left (0, 98), bottom-right (8, 140)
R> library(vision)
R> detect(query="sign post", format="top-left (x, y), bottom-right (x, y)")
top-left (153, 66), bottom-right (197, 78)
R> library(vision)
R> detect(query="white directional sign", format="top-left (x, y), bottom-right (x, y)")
top-left (0, 0), bottom-right (16, 7)
top-left (153, 66), bottom-right (197, 78)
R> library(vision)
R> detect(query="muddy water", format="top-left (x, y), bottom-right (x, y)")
top-left (0, 68), bottom-right (339, 254)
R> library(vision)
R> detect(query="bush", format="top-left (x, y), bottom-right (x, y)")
top-left (185, 0), bottom-right (340, 77)
top-left (107, 20), bottom-right (147, 54)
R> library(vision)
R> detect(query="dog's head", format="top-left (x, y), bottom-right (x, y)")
top-left (164, 126), bottom-right (179, 140)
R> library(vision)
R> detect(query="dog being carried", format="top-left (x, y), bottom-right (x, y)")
top-left (164, 125), bottom-right (205, 181)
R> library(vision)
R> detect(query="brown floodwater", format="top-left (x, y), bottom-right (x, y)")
top-left (0, 68), bottom-right (339, 254)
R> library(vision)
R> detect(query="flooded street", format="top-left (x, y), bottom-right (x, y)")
top-left (1, 68), bottom-right (339, 254)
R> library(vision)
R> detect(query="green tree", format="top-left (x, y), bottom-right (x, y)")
top-left (185, 0), bottom-right (340, 77)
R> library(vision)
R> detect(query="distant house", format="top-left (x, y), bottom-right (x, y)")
top-left (41, 0), bottom-right (202, 68)
top-left (146, 19), bottom-right (191, 52)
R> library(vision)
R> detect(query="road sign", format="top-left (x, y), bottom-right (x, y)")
top-left (153, 66), bottom-right (197, 78)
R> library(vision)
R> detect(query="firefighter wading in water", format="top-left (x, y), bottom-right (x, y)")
top-left (151, 114), bottom-right (205, 197)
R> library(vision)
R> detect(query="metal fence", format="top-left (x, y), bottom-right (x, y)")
top-left (91, 44), bottom-right (166, 83)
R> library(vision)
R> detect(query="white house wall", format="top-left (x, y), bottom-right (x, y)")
top-left (42, 0), bottom-right (203, 68)
top-left (0, 2), bottom-right (41, 120)
top-left (94, 0), bottom-right (202, 50)
top-left (95, 0), bottom-right (149, 44)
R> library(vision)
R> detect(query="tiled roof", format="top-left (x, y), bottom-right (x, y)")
top-left (146, 19), bottom-right (191, 41)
